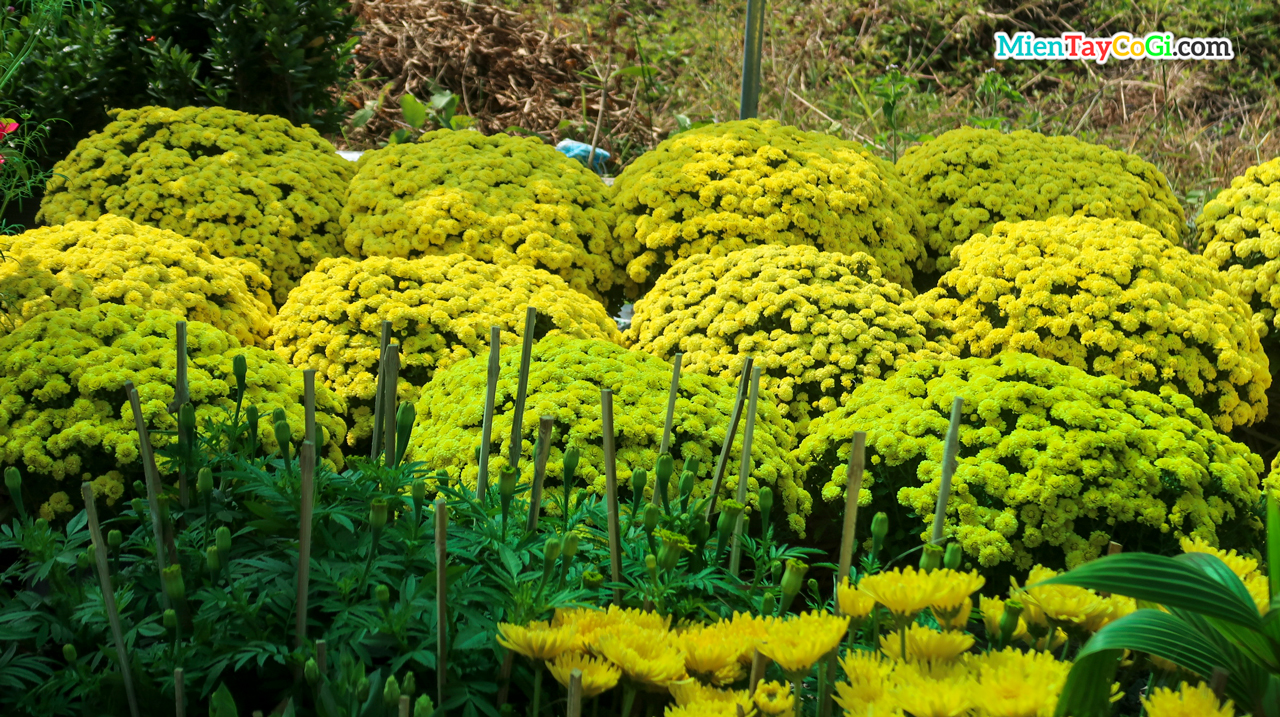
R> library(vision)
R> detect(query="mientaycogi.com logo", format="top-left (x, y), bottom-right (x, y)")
top-left (994, 31), bottom-right (1234, 64)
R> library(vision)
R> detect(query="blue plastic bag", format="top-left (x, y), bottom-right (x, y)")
top-left (555, 139), bottom-right (610, 173)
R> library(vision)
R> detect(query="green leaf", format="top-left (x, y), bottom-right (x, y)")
top-left (613, 65), bottom-right (656, 79)
top-left (1269, 494), bottom-right (1280, 602)
top-left (1036, 553), bottom-right (1262, 629)
top-left (350, 106), bottom-right (375, 129)
top-left (1053, 648), bottom-right (1121, 717)
top-left (211, 682), bottom-right (239, 717)
top-left (450, 115), bottom-right (475, 130)
top-left (400, 93), bottom-right (427, 129)
top-left (388, 128), bottom-right (412, 145)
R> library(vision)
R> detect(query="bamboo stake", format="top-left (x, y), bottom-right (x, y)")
top-left (316, 639), bottom-right (327, 675)
top-left (383, 345), bottom-right (401, 467)
top-left (658, 354), bottom-right (682, 456)
top-left (175, 668), bottom-right (185, 717)
top-left (303, 369), bottom-right (316, 446)
top-left (435, 496), bottom-right (449, 710)
top-left (172, 321), bottom-right (190, 507)
top-left (509, 307), bottom-right (538, 469)
top-left (399, 695), bottom-right (410, 717)
top-left (82, 483), bottom-right (141, 717)
top-left (601, 388), bottom-right (622, 605)
top-left (706, 356), bottom-right (753, 519)
top-left (929, 398), bottom-right (965, 545)
top-left (728, 366), bottom-right (762, 577)
top-left (525, 416), bottom-right (554, 532)
top-left (836, 432), bottom-right (868, 587)
top-left (566, 668), bottom-right (584, 717)
top-left (476, 326), bottom-right (501, 502)
top-left (125, 382), bottom-right (174, 601)
top-left (296, 441), bottom-right (316, 649)
top-left (748, 648), bottom-right (769, 693)
top-left (370, 321), bottom-right (392, 460)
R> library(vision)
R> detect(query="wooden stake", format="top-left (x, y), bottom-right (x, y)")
top-left (1209, 667), bottom-right (1229, 700)
top-left (168, 321), bottom-right (189, 413)
top-left (370, 320), bottom-right (392, 460)
top-left (509, 307), bottom-right (538, 470)
top-left (658, 353), bottom-right (682, 457)
top-left (399, 695), bottom-right (410, 717)
top-left (82, 483), bottom-right (141, 717)
top-left (837, 432), bottom-right (868, 587)
top-left (707, 356), bottom-right (753, 519)
top-left (566, 668), bottom-right (584, 717)
top-left (316, 639), bottom-right (327, 675)
top-left (296, 441), bottom-right (316, 649)
top-left (728, 366), bottom-right (762, 577)
top-left (126, 382), bottom-right (174, 600)
top-left (601, 388), bottom-right (622, 605)
top-left (748, 648), bottom-right (769, 693)
top-left (303, 369), bottom-right (316, 447)
top-left (435, 496), bottom-right (449, 708)
top-left (383, 345), bottom-right (401, 467)
top-left (525, 416), bottom-right (554, 532)
top-left (174, 668), bottom-right (185, 717)
top-left (476, 326), bottom-right (501, 502)
top-left (929, 398), bottom-right (965, 546)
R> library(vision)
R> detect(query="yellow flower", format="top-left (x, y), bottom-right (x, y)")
top-left (837, 577), bottom-right (878, 620)
top-left (547, 653), bottom-right (620, 698)
top-left (1141, 681), bottom-right (1236, 717)
top-left (496, 621), bottom-right (575, 661)
top-left (855, 567), bottom-right (936, 623)
top-left (927, 569), bottom-right (985, 616)
top-left (1179, 536), bottom-right (1259, 579)
top-left (664, 703), bottom-right (741, 717)
top-left (1016, 565), bottom-right (1110, 634)
top-left (725, 612), bottom-right (772, 664)
top-left (752, 681), bottom-right (794, 716)
top-left (937, 597), bottom-right (973, 630)
top-left (678, 622), bottom-right (746, 685)
top-left (757, 612), bottom-right (850, 674)
top-left (1244, 573), bottom-right (1270, 616)
top-left (554, 606), bottom-right (670, 653)
top-left (980, 596), bottom-right (1028, 644)
top-left (971, 647), bottom-right (1072, 717)
top-left (596, 623), bottom-right (687, 690)
top-left (833, 650), bottom-right (893, 712)
top-left (887, 661), bottom-right (976, 717)
top-left (878, 624), bottom-right (973, 663)
top-left (668, 680), bottom-right (751, 710)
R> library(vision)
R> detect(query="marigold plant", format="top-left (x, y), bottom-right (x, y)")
top-left (0, 305), bottom-right (347, 520)
top-left (909, 215), bottom-right (1270, 432)
top-left (611, 118), bottom-right (925, 293)
top-left (795, 352), bottom-right (1268, 570)
top-left (37, 106), bottom-right (353, 304)
top-left (1197, 156), bottom-right (1280, 344)
top-left (406, 336), bottom-right (810, 533)
top-left (896, 127), bottom-right (1185, 275)
top-left (271, 254), bottom-right (621, 450)
top-left (0, 215), bottom-right (274, 346)
top-left (340, 130), bottom-right (623, 310)
top-left (626, 245), bottom-right (951, 432)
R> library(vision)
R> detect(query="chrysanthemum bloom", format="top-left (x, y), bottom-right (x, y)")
top-left (1179, 536), bottom-right (1259, 580)
top-left (971, 647), bottom-right (1071, 717)
top-left (1082, 595), bottom-right (1137, 633)
top-left (836, 577), bottom-right (878, 622)
top-left (979, 596), bottom-right (1028, 644)
top-left (855, 567), bottom-right (935, 627)
top-left (1016, 565), bottom-right (1109, 636)
top-left (752, 681), bottom-right (795, 716)
top-left (757, 612), bottom-right (850, 674)
top-left (496, 621), bottom-right (575, 661)
top-left (547, 653), bottom-right (620, 697)
top-left (888, 661), bottom-right (976, 717)
top-left (678, 623), bottom-right (746, 685)
top-left (937, 597), bottom-right (973, 630)
top-left (927, 569), bottom-right (984, 624)
top-left (554, 605), bottom-right (672, 652)
top-left (878, 624), bottom-right (974, 663)
top-left (596, 622), bottom-right (688, 691)
top-left (724, 611), bottom-right (772, 664)
top-left (664, 703), bottom-right (741, 717)
top-left (1141, 681), bottom-right (1236, 717)
top-left (1245, 573), bottom-right (1271, 615)
top-left (668, 680), bottom-right (751, 710)
top-left (833, 650), bottom-right (893, 713)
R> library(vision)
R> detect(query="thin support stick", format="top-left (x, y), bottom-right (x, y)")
top-left (706, 356), bottom-right (753, 519)
top-left (728, 366), bottom-right (762, 577)
top-left (316, 639), bottom-right (327, 675)
top-left (174, 668), bottom-right (185, 717)
top-left (837, 432), bottom-right (868, 587)
top-left (303, 369), bottom-right (316, 447)
top-left (476, 326), bottom-right (501, 502)
top-left (435, 496), bottom-right (449, 709)
top-left (525, 416), bottom-right (554, 533)
top-left (509, 307), bottom-right (538, 469)
top-left (370, 320), bottom-right (392, 460)
top-left (566, 668), bottom-right (584, 717)
top-left (748, 648), bottom-right (769, 693)
top-left (82, 483), bottom-right (141, 717)
top-left (659, 353), bottom-right (682, 456)
top-left (296, 441), bottom-right (316, 649)
top-left (601, 388), bottom-right (622, 605)
top-left (382, 345), bottom-right (401, 467)
top-left (929, 397), bottom-right (965, 545)
top-left (126, 382), bottom-right (174, 602)
top-left (168, 321), bottom-right (189, 413)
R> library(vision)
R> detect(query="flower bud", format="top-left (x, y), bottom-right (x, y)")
top-left (304, 658), bottom-right (319, 685)
top-left (233, 353), bottom-right (248, 389)
top-left (371, 499), bottom-right (388, 530)
top-left (274, 419), bottom-right (292, 461)
top-left (163, 609), bottom-right (177, 630)
top-left (402, 672), bottom-right (416, 699)
top-left (108, 529), bottom-right (122, 551)
top-left (771, 560), bottom-right (784, 585)
top-left (216, 526), bottom-right (232, 556)
top-left (197, 467), bottom-right (214, 494)
top-left (543, 538), bottom-right (562, 566)
top-left (645, 553), bottom-right (658, 583)
top-left (206, 545), bottom-right (220, 572)
top-left (761, 591), bottom-right (776, 617)
top-left (245, 404), bottom-right (259, 440)
top-left (76, 551), bottom-right (91, 570)
top-left (919, 543), bottom-right (943, 572)
top-left (758, 486), bottom-right (774, 522)
top-left (654, 453), bottom-right (674, 504)
top-left (682, 454), bottom-right (699, 475)
top-left (498, 466), bottom-right (519, 501)
top-left (156, 494), bottom-right (170, 522)
top-left (133, 480), bottom-right (146, 496)
top-left (807, 578), bottom-right (819, 597)
top-left (3, 466), bottom-right (18, 492)
top-left (562, 445), bottom-right (580, 482)
top-left (131, 498), bottom-right (146, 515)
top-left (63, 644), bottom-right (77, 662)
top-left (780, 559), bottom-right (809, 598)
top-left (561, 531), bottom-right (579, 559)
top-left (411, 479), bottom-right (427, 504)
top-left (34, 518), bottom-right (48, 532)
top-left (162, 565), bottom-right (186, 602)
top-left (630, 467), bottom-right (647, 496)
top-left (272, 407), bottom-right (287, 426)
top-left (582, 570), bottom-right (604, 589)
top-left (414, 695), bottom-right (435, 717)
top-left (999, 599), bottom-right (1025, 643)
top-left (383, 674), bottom-right (401, 708)
top-left (678, 470), bottom-right (695, 500)
top-left (375, 584), bottom-right (391, 609)
top-left (178, 402), bottom-right (196, 439)
top-left (944, 543), bottom-right (963, 571)
top-left (643, 503), bottom-right (661, 533)
top-left (870, 512), bottom-right (889, 555)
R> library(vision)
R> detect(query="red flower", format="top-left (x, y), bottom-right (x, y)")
top-left (0, 122), bottom-right (17, 136)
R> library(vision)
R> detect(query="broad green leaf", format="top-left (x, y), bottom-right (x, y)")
top-left (211, 682), bottom-right (239, 717)
top-left (350, 106), bottom-right (375, 129)
top-left (613, 65), bottom-right (656, 78)
top-left (1037, 553), bottom-right (1262, 629)
top-left (400, 93), bottom-right (427, 129)
top-left (1053, 648), bottom-right (1121, 717)
top-left (1269, 494), bottom-right (1280, 601)
top-left (388, 128), bottom-right (412, 145)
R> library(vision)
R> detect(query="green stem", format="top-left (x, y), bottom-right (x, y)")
top-left (359, 526), bottom-right (382, 598)
top-left (621, 685), bottom-right (636, 717)
top-left (531, 662), bottom-right (543, 717)
top-left (899, 625), bottom-right (907, 663)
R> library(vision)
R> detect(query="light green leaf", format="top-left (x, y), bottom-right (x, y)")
top-left (350, 106), bottom-right (375, 129)
top-left (211, 682), bottom-right (238, 717)
top-left (613, 65), bottom-right (656, 79)
top-left (1053, 648), bottom-right (1121, 717)
top-left (400, 93), bottom-right (427, 129)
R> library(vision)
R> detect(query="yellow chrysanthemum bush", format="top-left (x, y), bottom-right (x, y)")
top-left (340, 130), bottom-right (624, 310)
top-left (0, 215), bottom-right (274, 346)
top-left (626, 245), bottom-right (953, 432)
top-left (909, 215), bottom-right (1270, 432)
top-left (794, 352), bottom-right (1269, 571)
top-left (271, 254), bottom-right (622, 452)
top-left (1197, 156), bottom-right (1280, 344)
top-left (37, 106), bottom-right (353, 304)
top-left (610, 119), bottom-right (925, 294)
top-left (405, 335), bottom-right (810, 533)
top-left (0, 305), bottom-right (346, 520)
top-left (896, 126), bottom-right (1185, 276)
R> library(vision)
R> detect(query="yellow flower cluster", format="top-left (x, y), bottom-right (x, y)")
top-left (271, 254), bottom-right (622, 450)
top-left (0, 305), bottom-right (347, 521)
top-left (406, 336), bottom-right (810, 533)
top-left (896, 127), bottom-right (1185, 275)
top-left (910, 215), bottom-right (1270, 432)
top-left (0, 215), bottom-right (274, 346)
top-left (38, 106), bottom-right (353, 305)
top-left (626, 245), bottom-right (951, 432)
top-left (611, 119), bottom-right (925, 292)
top-left (340, 130), bottom-right (623, 310)
top-left (1142, 682), bottom-right (1238, 717)
top-left (794, 353), bottom-right (1269, 570)
top-left (1179, 536), bottom-right (1271, 615)
top-left (1014, 565), bottom-right (1137, 637)
top-left (1197, 156), bottom-right (1280, 344)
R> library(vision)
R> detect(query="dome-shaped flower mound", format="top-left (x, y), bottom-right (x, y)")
top-left (272, 254), bottom-right (623, 451)
top-left (794, 353), bottom-right (1268, 571)
top-left (1197, 157), bottom-right (1280, 344)
top-left (0, 305), bottom-right (347, 520)
top-left (340, 130), bottom-right (622, 310)
top-left (626, 245), bottom-right (952, 433)
top-left (0, 215), bottom-right (274, 346)
top-left (909, 215), bottom-right (1270, 432)
top-left (407, 335), bottom-right (810, 534)
top-left (37, 106), bottom-right (353, 305)
top-left (897, 127), bottom-right (1185, 275)
top-left (611, 119), bottom-right (925, 293)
